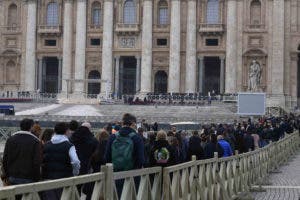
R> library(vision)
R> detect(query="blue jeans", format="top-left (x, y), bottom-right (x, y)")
top-left (8, 177), bottom-right (34, 185)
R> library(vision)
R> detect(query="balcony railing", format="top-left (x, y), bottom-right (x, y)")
top-left (88, 24), bottom-right (103, 31)
top-left (246, 24), bottom-right (266, 30)
top-left (155, 24), bottom-right (169, 29)
top-left (198, 23), bottom-right (225, 35)
top-left (38, 25), bottom-right (62, 34)
top-left (115, 23), bottom-right (140, 34)
top-left (1, 25), bottom-right (21, 33)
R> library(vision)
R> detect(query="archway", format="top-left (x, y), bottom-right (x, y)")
top-left (154, 71), bottom-right (168, 94)
top-left (88, 70), bottom-right (101, 94)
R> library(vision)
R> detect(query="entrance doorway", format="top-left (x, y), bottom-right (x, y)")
top-left (154, 71), bottom-right (168, 94)
top-left (88, 70), bottom-right (101, 95)
top-left (204, 57), bottom-right (220, 95)
top-left (43, 57), bottom-right (59, 93)
top-left (297, 45), bottom-right (300, 107)
top-left (121, 56), bottom-right (136, 95)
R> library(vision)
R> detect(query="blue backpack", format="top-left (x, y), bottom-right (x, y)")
top-left (111, 132), bottom-right (135, 171)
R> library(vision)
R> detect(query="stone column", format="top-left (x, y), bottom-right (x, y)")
top-left (198, 57), bottom-right (204, 94)
top-left (38, 59), bottom-right (43, 91)
top-left (58, 58), bottom-right (62, 92)
top-left (185, 0), bottom-right (197, 93)
top-left (74, 0), bottom-right (87, 94)
top-left (140, 0), bottom-right (153, 94)
top-left (136, 56), bottom-right (141, 93)
top-left (62, 0), bottom-right (73, 93)
top-left (271, 0), bottom-right (284, 95)
top-left (290, 54), bottom-right (298, 106)
top-left (101, 0), bottom-right (114, 96)
top-left (225, 0), bottom-right (237, 93)
top-left (114, 56), bottom-right (120, 97)
top-left (220, 56), bottom-right (225, 94)
top-left (120, 60), bottom-right (124, 96)
top-left (168, 0), bottom-right (181, 93)
top-left (24, 0), bottom-right (37, 91)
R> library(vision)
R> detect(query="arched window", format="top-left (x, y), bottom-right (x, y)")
top-left (158, 0), bottom-right (168, 25)
top-left (250, 0), bottom-right (261, 25)
top-left (123, 0), bottom-right (136, 24)
top-left (154, 71), bottom-right (168, 94)
top-left (88, 70), bottom-right (101, 95)
top-left (206, 0), bottom-right (219, 24)
top-left (47, 2), bottom-right (59, 26)
top-left (6, 61), bottom-right (16, 83)
top-left (92, 1), bottom-right (102, 25)
top-left (8, 4), bottom-right (18, 26)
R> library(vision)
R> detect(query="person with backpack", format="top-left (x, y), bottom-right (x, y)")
top-left (187, 131), bottom-right (205, 160)
top-left (105, 113), bottom-right (145, 172)
top-left (149, 130), bottom-right (176, 167)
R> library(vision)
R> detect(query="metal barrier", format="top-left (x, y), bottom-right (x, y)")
top-left (0, 132), bottom-right (299, 200)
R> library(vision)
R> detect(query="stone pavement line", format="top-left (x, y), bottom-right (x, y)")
top-left (252, 150), bottom-right (300, 200)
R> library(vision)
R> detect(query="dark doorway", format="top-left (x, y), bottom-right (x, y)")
top-left (88, 70), bottom-right (101, 95)
top-left (121, 57), bottom-right (136, 95)
top-left (297, 46), bottom-right (300, 105)
top-left (43, 57), bottom-right (58, 93)
top-left (154, 71), bottom-right (168, 94)
top-left (204, 57), bottom-right (220, 95)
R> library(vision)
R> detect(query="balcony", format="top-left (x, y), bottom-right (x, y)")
top-left (245, 24), bottom-right (266, 32)
top-left (38, 25), bottom-right (62, 35)
top-left (154, 24), bottom-right (170, 32)
top-left (115, 23), bottom-right (140, 35)
top-left (198, 23), bottom-right (225, 36)
top-left (1, 26), bottom-right (21, 34)
top-left (88, 24), bottom-right (103, 32)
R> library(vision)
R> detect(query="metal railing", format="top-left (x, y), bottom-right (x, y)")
top-left (0, 132), bottom-right (298, 199)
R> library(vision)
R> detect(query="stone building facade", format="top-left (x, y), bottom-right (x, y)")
top-left (0, 0), bottom-right (299, 106)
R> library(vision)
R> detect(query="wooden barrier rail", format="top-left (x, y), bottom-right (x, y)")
top-left (0, 132), bottom-right (299, 200)
top-left (162, 132), bottom-right (299, 200)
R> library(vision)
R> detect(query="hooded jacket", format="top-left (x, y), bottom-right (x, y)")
top-left (149, 139), bottom-right (176, 167)
top-left (71, 126), bottom-right (98, 175)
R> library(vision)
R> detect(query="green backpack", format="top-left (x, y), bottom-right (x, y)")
top-left (111, 132), bottom-right (135, 171)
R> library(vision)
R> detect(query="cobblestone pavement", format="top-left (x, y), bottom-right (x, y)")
top-left (252, 151), bottom-right (300, 200)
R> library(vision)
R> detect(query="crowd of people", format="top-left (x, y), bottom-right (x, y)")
top-left (0, 113), bottom-right (298, 199)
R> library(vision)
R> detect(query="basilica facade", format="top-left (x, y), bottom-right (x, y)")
top-left (0, 0), bottom-right (299, 106)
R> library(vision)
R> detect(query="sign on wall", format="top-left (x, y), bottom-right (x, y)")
top-left (237, 92), bottom-right (266, 116)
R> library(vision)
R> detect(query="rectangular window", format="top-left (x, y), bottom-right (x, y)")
top-left (159, 8), bottom-right (168, 25)
top-left (206, 0), bottom-right (219, 24)
top-left (45, 39), bottom-right (56, 46)
top-left (93, 9), bottom-right (101, 25)
top-left (206, 38), bottom-right (218, 46)
top-left (157, 38), bottom-right (167, 46)
top-left (90, 38), bottom-right (101, 46)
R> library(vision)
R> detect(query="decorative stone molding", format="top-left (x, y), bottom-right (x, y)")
top-left (119, 37), bottom-right (136, 48)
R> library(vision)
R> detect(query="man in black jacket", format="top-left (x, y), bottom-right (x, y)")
top-left (1, 118), bottom-right (41, 185)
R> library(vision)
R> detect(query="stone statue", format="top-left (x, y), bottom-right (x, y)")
top-left (248, 60), bottom-right (261, 92)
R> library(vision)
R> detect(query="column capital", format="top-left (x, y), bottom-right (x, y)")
top-left (135, 55), bottom-right (141, 60)
top-left (114, 55), bottom-right (120, 60)
top-left (219, 55), bottom-right (225, 60)
top-left (197, 56), bottom-right (204, 60)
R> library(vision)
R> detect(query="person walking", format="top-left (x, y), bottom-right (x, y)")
top-left (1, 118), bottom-right (41, 185)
